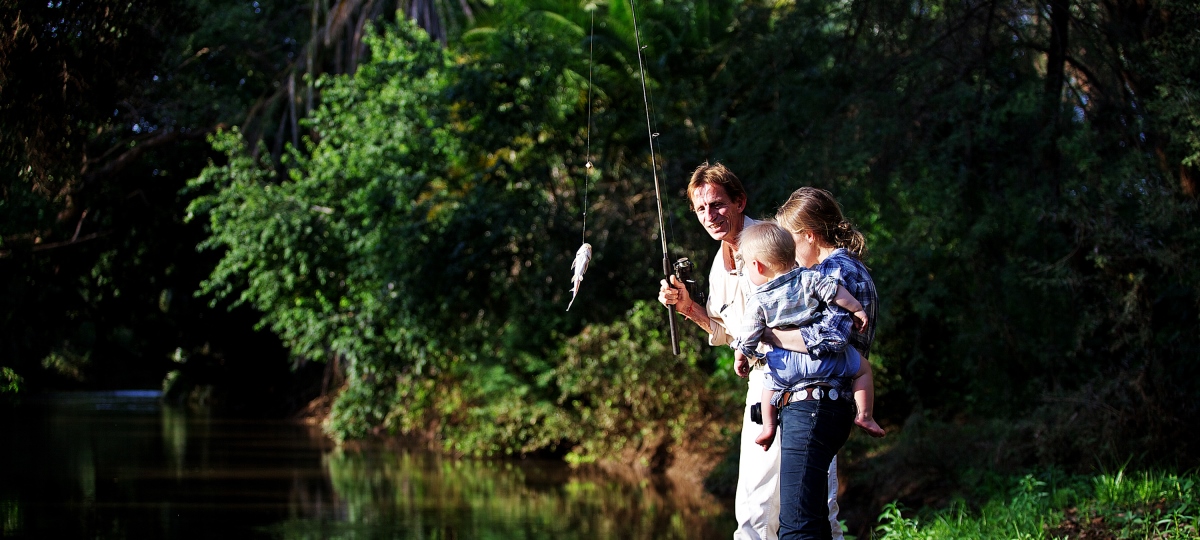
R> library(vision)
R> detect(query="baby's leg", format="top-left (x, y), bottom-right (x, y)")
top-left (755, 387), bottom-right (778, 450)
top-left (852, 357), bottom-right (886, 438)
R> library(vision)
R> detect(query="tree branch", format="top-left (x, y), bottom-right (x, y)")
top-left (0, 231), bottom-right (110, 259)
top-left (81, 124), bottom-right (225, 190)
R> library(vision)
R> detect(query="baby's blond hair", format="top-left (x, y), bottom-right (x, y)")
top-left (739, 221), bottom-right (796, 274)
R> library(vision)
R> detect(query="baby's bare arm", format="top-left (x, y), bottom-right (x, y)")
top-left (832, 285), bottom-right (863, 313)
top-left (832, 285), bottom-right (869, 331)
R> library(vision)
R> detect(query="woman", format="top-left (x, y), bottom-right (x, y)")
top-left (767, 187), bottom-right (879, 540)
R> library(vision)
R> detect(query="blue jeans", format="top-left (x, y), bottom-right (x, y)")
top-left (778, 396), bottom-right (854, 540)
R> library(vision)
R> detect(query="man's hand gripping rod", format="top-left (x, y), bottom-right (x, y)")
top-left (664, 255), bottom-right (680, 355)
top-left (668, 257), bottom-right (704, 354)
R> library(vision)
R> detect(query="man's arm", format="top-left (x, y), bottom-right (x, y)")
top-left (678, 294), bottom-right (716, 335)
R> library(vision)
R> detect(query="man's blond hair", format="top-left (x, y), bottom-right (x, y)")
top-left (738, 221), bottom-right (796, 273)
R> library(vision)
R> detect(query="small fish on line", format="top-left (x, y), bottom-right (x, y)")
top-left (566, 242), bottom-right (592, 311)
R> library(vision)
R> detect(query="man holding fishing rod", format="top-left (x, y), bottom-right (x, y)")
top-left (658, 163), bottom-right (844, 540)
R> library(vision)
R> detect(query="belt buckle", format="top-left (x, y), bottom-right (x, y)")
top-left (791, 387), bottom-right (840, 402)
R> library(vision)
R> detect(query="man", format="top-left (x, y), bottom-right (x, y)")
top-left (658, 163), bottom-right (843, 540)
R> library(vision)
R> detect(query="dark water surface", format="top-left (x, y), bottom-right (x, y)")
top-left (0, 391), bottom-right (730, 539)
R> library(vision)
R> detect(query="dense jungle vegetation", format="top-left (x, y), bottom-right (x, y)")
top-left (3, 0), bottom-right (1199, 534)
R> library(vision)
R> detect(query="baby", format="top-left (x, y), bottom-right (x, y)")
top-left (730, 221), bottom-right (881, 450)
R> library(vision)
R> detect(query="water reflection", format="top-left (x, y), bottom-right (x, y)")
top-left (277, 447), bottom-right (728, 539)
top-left (0, 392), bottom-right (729, 539)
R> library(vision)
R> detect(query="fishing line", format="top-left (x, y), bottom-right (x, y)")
top-left (567, 7), bottom-right (599, 312)
top-left (581, 7), bottom-right (595, 244)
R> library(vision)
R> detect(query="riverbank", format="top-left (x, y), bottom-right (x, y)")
top-left (296, 389), bottom-right (732, 496)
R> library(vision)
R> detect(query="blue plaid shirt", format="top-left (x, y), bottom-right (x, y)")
top-left (801, 248), bottom-right (878, 359)
top-left (731, 266), bottom-right (843, 360)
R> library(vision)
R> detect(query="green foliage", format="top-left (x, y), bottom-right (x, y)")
top-left (0, 367), bottom-right (20, 394)
top-left (871, 469), bottom-right (1200, 540)
top-left (1091, 469), bottom-right (1200, 538)
top-left (189, 19), bottom-right (456, 365)
top-left (553, 300), bottom-right (738, 464)
top-left (40, 350), bottom-right (90, 382)
top-left (190, 20), bottom-right (464, 435)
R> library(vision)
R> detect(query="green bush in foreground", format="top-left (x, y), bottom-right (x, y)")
top-left (875, 470), bottom-right (1199, 540)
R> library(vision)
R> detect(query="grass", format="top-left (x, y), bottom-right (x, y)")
top-left (871, 469), bottom-right (1200, 539)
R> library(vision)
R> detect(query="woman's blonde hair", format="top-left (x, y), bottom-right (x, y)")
top-left (776, 187), bottom-right (867, 259)
top-left (738, 221), bottom-right (796, 273)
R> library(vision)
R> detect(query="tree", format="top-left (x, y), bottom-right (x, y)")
top-left (0, 0), bottom-right (309, 390)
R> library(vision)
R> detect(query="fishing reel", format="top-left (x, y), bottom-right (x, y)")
top-left (673, 257), bottom-right (706, 306)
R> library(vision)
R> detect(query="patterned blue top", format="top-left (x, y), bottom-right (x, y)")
top-left (730, 266), bottom-right (843, 360)
top-left (801, 248), bottom-right (878, 359)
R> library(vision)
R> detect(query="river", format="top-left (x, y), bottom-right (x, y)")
top-left (0, 391), bottom-right (731, 539)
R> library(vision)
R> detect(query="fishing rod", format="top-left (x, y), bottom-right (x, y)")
top-left (628, 0), bottom-right (680, 355)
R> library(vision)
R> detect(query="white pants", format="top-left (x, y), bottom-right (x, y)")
top-left (734, 368), bottom-right (844, 540)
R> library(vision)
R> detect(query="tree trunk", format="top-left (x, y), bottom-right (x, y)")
top-left (1042, 0), bottom-right (1070, 193)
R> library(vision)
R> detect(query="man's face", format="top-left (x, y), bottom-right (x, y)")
top-left (691, 183), bottom-right (747, 244)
